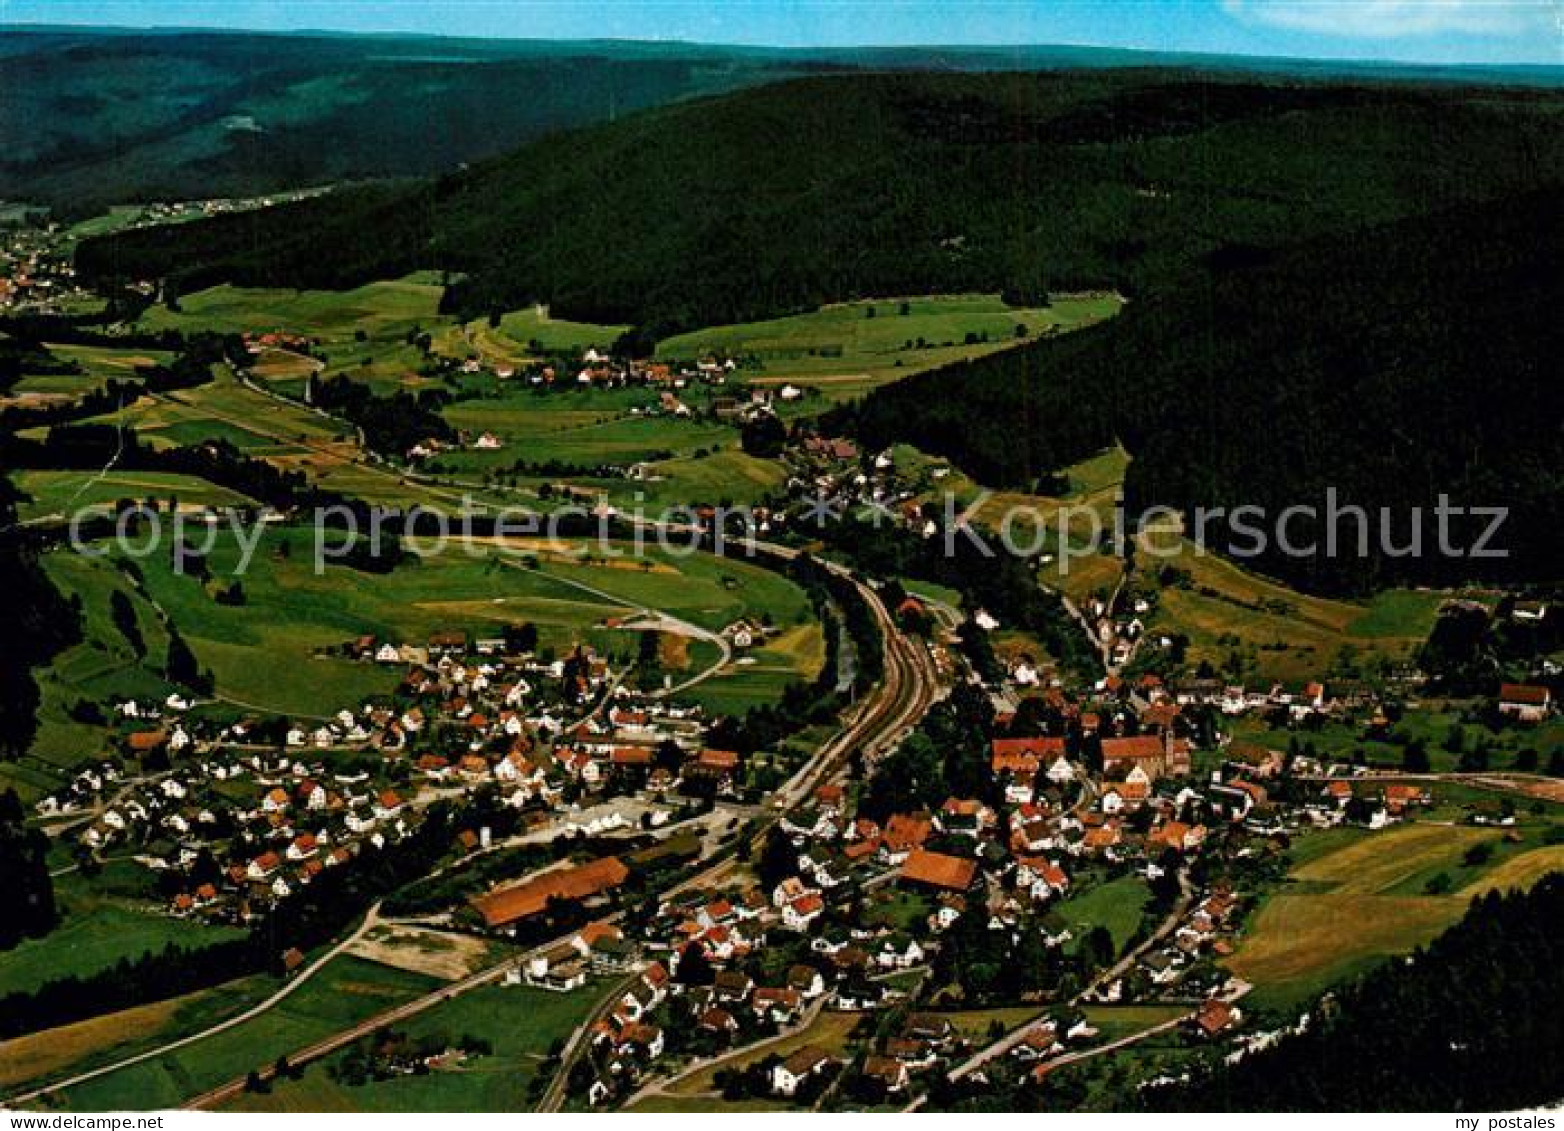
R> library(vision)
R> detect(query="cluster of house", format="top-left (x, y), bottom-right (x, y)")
top-left (1164, 674), bottom-right (1386, 720)
top-left (44, 625), bottom-right (753, 922)
top-left (455, 344), bottom-right (739, 390)
top-left (34, 707), bottom-right (424, 921)
top-left (534, 708), bottom-right (1273, 1106)
top-left (0, 223), bottom-right (91, 314)
top-left (240, 330), bottom-right (313, 355)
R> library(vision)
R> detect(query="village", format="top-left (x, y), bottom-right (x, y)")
top-left (26, 542), bottom-right (1554, 1113)
top-left (12, 385), bottom-right (1557, 1110)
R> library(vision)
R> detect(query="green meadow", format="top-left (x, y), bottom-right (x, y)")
top-left (0, 862), bottom-right (245, 998)
top-left (1049, 874), bottom-right (1151, 957)
top-left (137, 274), bottom-right (448, 395)
top-left (36, 527), bottom-right (816, 720)
top-left (13, 470), bottom-right (257, 522)
top-left (8, 342), bottom-right (172, 399)
top-left (658, 292), bottom-right (1122, 399)
top-left (5, 551), bottom-right (175, 802)
top-left (222, 982), bottom-right (600, 1113)
top-left (1230, 815), bottom-right (1564, 1013)
top-left (48, 957), bottom-right (440, 1112)
top-left (436, 306), bottom-right (629, 367)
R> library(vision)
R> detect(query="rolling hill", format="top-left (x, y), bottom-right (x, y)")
top-left (10, 27), bottom-right (1559, 217)
top-left (74, 69), bottom-right (1564, 592)
top-left (78, 69), bottom-right (1564, 331)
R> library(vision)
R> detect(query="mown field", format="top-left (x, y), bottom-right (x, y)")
top-left (659, 293), bottom-right (1122, 401)
top-left (222, 982), bottom-right (597, 1113)
top-left (12, 469), bottom-right (257, 522)
top-left (433, 306), bottom-right (628, 368)
top-left (136, 275), bottom-right (448, 395)
top-left (898, 443), bottom-right (1131, 607)
top-left (7, 342), bottom-right (172, 400)
top-left (0, 976), bottom-right (276, 1095)
top-left (436, 385), bottom-right (734, 475)
top-left (1137, 533), bottom-right (1445, 683)
top-left (42, 957), bottom-right (440, 1112)
top-left (680, 622), bottom-right (826, 716)
top-left (1228, 816), bottom-right (1564, 1013)
top-left (34, 527), bottom-right (817, 722)
top-left (507, 447), bottom-right (789, 513)
top-left (0, 862), bottom-right (244, 998)
top-left (44, 362), bottom-right (495, 510)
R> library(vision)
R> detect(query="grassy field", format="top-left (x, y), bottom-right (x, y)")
top-left (433, 382), bottom-right (738, 491)
top-left (1, 551), bottom-right (175, 801)
top-left (434, 306), bottom-right (628, 368)
top-left (900, 443), bottom-right (1131, 606)
top-left (7, 342), bottom-right (172, 400)
top-left (13, 527), bottom-right (816, 801)
top-left (1140, 540), bottom-right (1444, 683)
top-left (1081, 1004), bottom-right (1190, 1043)
top-left (656, 1008), bottom-right (862, 1100)
top-left (44, 527), bottom-right (816, 719)
top-left (0, 899), bottom-right (244, 999)
top-left (898, 436), bottom-right (1445, 675)
top-left (1228, 819), bottom-right (1563, 1013)
top-left (681, 622), bottom-right (826, 716)
top-left (1048, 874), bottom-right (1150, 957)
top-left (46, 957), bottom-right (440, 1112)
top-left (13, 470), bottom-right (257, 522)
top-left (0, 976), bottom-right (276, 1094)
top-left (136, 275), bottom-right (446, 394)
top-left (658, 293), bottom-right (1122, 400)
top-left (223, 982), bottom-right (598, 1113)
top-left (939, 1006), bottom-right (1047, 1042)
top-left (1234, 708), bottom-right (1564, 776)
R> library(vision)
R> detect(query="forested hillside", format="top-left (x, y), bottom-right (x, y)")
top-left (840, 191), bottom-right (1564, 592)
top-left (78, 71), bottom-right (1564, 331)
top-left (0, 479), bottom-right (80, 757)
top-left (76, 71), bottom-right (1564, 591)
top-left (1144, 876), bottom-right (1564, 1112)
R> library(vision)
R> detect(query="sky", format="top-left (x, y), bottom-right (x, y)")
top-left (1, 1), bottom-right (1560, 65)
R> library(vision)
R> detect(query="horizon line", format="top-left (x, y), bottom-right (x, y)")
top-left (2, 21), bottom-right (1561, 73)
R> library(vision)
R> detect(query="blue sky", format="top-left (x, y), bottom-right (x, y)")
top-left (2, 1), bottom-right (1559, 64)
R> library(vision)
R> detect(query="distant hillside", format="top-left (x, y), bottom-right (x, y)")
top-left (29, 27), bottom-right (1557, 215)
top-left (79, 70), bottom-right (1564, 333)
top-left (0, 29), bottom-right (830, 213)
